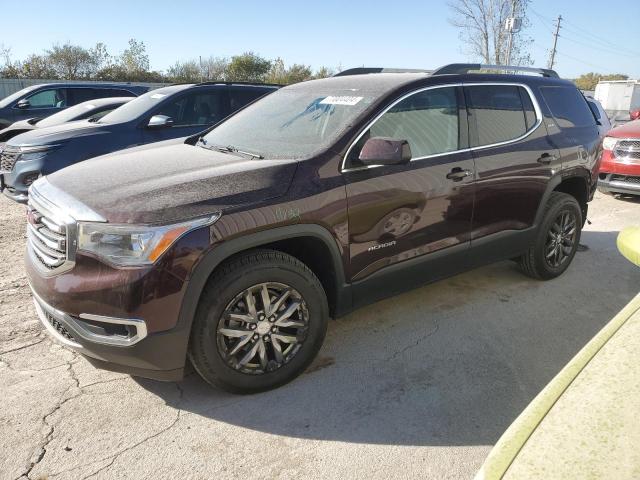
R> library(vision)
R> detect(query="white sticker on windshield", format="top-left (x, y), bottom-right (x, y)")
top-left (320, 96), bottom-right (363, 106)
top-left (151, 93), bottom-right (166, 99)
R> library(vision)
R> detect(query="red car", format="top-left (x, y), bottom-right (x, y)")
top-left (598, 119), bottom-right (640, 196)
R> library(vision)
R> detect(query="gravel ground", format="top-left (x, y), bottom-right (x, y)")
top-left (1, 192), bottom-right (639, 480)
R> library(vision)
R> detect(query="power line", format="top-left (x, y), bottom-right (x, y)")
top-left (561, 17), bottom-right (640, 56)
top-left (530, 6), bottom-right (640, 57)
top-left (559, 33), bottom-right (640, 59)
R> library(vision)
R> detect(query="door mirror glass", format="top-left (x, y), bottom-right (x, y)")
top-left (16, 99), bottom-right (30, 109)
top-left (358, 137), bottom-right (411, 166)
top-left (147, 115), bottom-right (174, 128)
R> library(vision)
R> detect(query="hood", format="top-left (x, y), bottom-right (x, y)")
top-left (46, 143), bottom-right (298, 224)
top-left (7, 120), bottom-right (110, 147)
top-left (609, 119), bottom-right (640, 138)
top-left (0, 120), bottom-right (36, 142)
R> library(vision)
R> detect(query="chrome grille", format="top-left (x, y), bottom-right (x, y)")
top-left (0, 145), bottom-right (20, 172)
top-left (614, 139), bottom-right (640, 161)
top-left (27, 194), bottom-right (71, 273)
top-left (611, 175), bottom-right (640, 185)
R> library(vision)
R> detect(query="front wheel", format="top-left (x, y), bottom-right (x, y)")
top-left (518, 192), bottom-right (582, 280)
top-left (188, 249), bottom-right (328, 394)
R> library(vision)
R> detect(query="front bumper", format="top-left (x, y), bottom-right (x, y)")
top-left (31, 284), bottom-right (187, 381)
top-left (1, 156), bottom-right (45, 203)
top-left (598, 173), bottom-right (640, 196)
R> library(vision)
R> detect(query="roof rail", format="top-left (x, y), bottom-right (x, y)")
top-left (334, 67), bottom-right (432, 77)
top-left (432, 63), bottom-right (559, 78)
top-left (194, 81), bottom-right (282, 87)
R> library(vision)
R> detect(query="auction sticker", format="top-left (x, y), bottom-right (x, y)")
top-left (320, 96), bottom-right (363, 106)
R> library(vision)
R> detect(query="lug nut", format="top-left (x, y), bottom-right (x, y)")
top-left (263, 335), bottom-right (270, 341)
top-left (250, 324), bottom-right (257, 330)
top-left (269, 316), bottom-right (276, 322)
top-left (253, 334), bottom-right (259, 340)
top-left (271, 326), bottom-right (277, 333)
top-left (259, 314), bottom-right (265, 320)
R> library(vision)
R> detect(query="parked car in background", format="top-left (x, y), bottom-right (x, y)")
top-left (597, 119), bottom-right (640, 197)
top-left (584, 95), bottom-right (612, 137)
top-left (594, 79), bottom-right (640, 126)
top-left (475, 227), bottom-right (640, 480)
top-left (23, 64), bottom-right (601, 393)
top-left (0, 82), bottom-right (279, 202)
top-left (0, 97), bottom-right (133, 144)
top-left (0, 83), bottom-right (148, 129)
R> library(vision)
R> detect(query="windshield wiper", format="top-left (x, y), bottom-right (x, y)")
top-left (197, 138), bottom-right (263, 159)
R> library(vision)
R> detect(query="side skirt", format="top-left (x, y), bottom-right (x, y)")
top-left (346, 227), bottom-right (536, 314)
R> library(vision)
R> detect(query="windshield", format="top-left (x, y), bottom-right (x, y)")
top-left (0, 85), bottom-right (40, 108)
top-left (202, 88), bottom-right (376, 159)
top-left (98, 89), bottom-right (173, 124)
top-left (37, 101), bottom-right (114, 127)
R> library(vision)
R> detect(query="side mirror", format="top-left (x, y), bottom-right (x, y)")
top-left (16, 99), bottom-right (30, 109)
top-left (359, 137), bottom-right (411, 166)
top-left (147, 115), bottom-right (174, 128)
top-left (631, 109), bottom-right (640, 121)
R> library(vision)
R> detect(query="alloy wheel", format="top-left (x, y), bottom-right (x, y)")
top-left (216, 282), bottom-right (309, 375)
top-left (545, 211), bottom-right (577, 268)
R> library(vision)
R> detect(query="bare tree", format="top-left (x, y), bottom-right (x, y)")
top-left (448, 0), bottom-right (532, 65)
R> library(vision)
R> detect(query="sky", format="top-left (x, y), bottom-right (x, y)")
top-left (1, 0), bottom-right (638, 79)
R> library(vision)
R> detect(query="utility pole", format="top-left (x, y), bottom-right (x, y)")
top-left (505, 0), bottom-right (518, 65)
top-left (548, 15), bottom-right (562, 70)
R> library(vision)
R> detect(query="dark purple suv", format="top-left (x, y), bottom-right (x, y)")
top-left (25, 64), bottom-right (601, 393)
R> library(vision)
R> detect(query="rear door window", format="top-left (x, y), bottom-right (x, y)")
top-left (465, 85), bottom-right (534, 147)
top-left (229, 88), bottom-right (270, 112)
top-left (540, 86), bottom-right (596, 128)
top-left (69, 88), bottom-right (98, 105)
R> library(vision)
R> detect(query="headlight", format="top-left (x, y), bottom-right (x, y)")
top-left (18, 144), bottom-right (59, 162)
top-left (77, 214), bottom-right (219, 266)
top-left (602, 137), bottom-right (618, 151)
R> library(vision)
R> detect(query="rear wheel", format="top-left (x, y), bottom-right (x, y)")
top-left (188, 249), bottom-right (328, 394)
top-left (518, 192), bottom-right (582, 280)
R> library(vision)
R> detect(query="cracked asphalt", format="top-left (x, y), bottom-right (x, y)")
top-left (1, 192), bottom-right (639, 480)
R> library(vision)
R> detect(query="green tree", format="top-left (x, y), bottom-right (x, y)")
top-left (227, 52), bottom-right (271, 82)
top-left (574, 72), bottom-right (629, 91)
top-left (19, 54), bottom-right (57, 79)
top-left (284, 64), bottom-right (312, 83)
top-left (313, 66), bottom-right (334, 79)
top-left (167, 59), bottom-right (202, 83)
top-left (46, 43), bottom-right (97, 79)
top-left (120, 39), bottom-right (150, 74)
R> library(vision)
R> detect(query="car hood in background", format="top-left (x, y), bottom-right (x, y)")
top-left (44, 143), bottom-right (298, 224)
top-left (608, 119), bottom-right (640, 138)
top-left (6, 120), bottom-right (112, 147)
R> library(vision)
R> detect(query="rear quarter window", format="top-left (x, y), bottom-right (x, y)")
top-left (540, 86), bottom-right (596, 128)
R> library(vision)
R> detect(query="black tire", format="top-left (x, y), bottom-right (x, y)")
top-left (518, 192), bottom-right (582, 280)
top-left (188, 249), bottom-right (328, 394)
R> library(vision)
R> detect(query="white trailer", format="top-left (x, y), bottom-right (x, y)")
top-left (594, 80), bottom-right (640, 125)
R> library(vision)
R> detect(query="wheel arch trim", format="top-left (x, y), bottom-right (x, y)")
top-left (177, 224), bottom-right (351, 334)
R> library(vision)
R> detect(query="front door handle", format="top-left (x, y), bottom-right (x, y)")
top-left (537, 153), bottom-right (558, 165)
top-left (446, 167), bottom-right (473, 182)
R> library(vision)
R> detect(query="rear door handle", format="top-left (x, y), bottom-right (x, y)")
top-left (446, 167), bottom-right (473, 181)
top-left (537, 153), bottom-right (558, 165)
